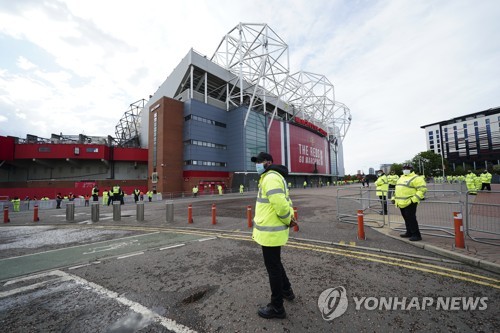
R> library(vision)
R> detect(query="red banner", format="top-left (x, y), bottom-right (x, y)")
top-left (288, 124), bottom-right (329, 173)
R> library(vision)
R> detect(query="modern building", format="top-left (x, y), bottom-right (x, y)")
top-left (421, 107), bottom-right (500, 171)
top-left (141, 23), bottom-right (352, 194)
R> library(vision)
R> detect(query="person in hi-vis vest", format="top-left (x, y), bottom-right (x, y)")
top-left (251, 152), bottom-right (298, 319)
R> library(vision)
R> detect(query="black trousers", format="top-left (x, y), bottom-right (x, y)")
top-left (262, 246), bottom-right (291, 308)
top-left (481, 183), bottom-right (491, 191)
top-left (400, 202), bottom-right (421, 237)
top-left (378, 195), bottom-right (387, 214)
top-left (388, 185), bottom-right (396, 199)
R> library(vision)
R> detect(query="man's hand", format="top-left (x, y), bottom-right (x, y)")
top-left (289, 219), bottom-right (299, 231)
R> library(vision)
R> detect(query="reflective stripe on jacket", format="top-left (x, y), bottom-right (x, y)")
top-left (394, 173), bottom-right (427, 209)
top-left (252, 170), bottom-right (293, 247)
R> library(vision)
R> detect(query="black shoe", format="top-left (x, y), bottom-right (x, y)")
top-left (258, 304), bottom-right (286, 319)
top-left (283, 289), bottom-right (295, 301)
top-left (400, 233), bottom-right (411, 238)
top-left (409, 235), bottom-right (422, 241)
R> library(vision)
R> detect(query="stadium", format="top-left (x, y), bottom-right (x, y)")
top-left (0, 23), bottom-right (351, 200)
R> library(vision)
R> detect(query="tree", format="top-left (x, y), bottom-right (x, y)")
top-left (390, 163), bottom-right (403, 175)
top-left (412, 151), bottom-right (447, 177)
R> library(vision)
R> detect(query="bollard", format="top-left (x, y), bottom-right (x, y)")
top-left (66, 203), bottom-right (75, 222)
top-left (357, 209), bottom-right (366, 240)
top-left (453, 212), bottom-right (465, 249)
top-left (33, 204), bottom-right (40, 222)
top-left (91, 202), bottom-right (100, 222)
top-left (293, 207), bottom-right (299, 232)
top-left (113, 202), bottom-right (121, 221)
top-left (166, 201), bottom-right (174, 222)
top-left (188, 204), bottom-right (193, 224)
top-left (136, 202), bottom-right (144, 222)
top-left (3, 205), bottom-right (10, 223)
top-left (247, 205), bottom-right (252, 228)
top-left (212, 203), bottom-right (216, 225)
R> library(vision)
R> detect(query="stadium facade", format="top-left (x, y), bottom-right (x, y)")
top-left (142, 23), bottom-right (351, 194)
top-left (421, 107), bottom-right (500, 171)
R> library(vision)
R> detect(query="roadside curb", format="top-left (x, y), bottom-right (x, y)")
top-left (374, 228), bottom-right (500, 275)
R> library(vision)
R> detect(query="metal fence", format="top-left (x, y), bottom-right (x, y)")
top-left (466, 191), bottom-right (500, 246)
top-left (337, 186), bottom-right (498, 245)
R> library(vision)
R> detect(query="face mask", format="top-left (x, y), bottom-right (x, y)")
top-left (403, 169), bottom-right (411, 175)
top-left (256, 163), bottom-right (266, 174)
top-left (377, 173), bottom-right (382, 177)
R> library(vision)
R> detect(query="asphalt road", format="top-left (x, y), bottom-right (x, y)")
top-left (0, 187), bottom-right (499, 332)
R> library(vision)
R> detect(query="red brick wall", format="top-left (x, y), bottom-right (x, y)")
top-left (148, 97), bottom-right (184, 194)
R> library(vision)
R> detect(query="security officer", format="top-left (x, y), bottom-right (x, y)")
top-left (392, 164), bottom-right (427, 241)
top-left (465, 170), bottom-right (477, 195)
top-left (192, 185), bottom-right (199, 198)
top-left (251, 152), bottom-right (298, 319)
top-left (102, 189), bottom-right (109, 206)
top-left (480, 170), bottom-right (492, 191)
top-left (112, 185), bottom-right (121, 204)
top-left (239, 184), bottom-right (244, 194)
top-left (303, 180), bottom-right (307, 189)
top-left (374, 170), bottom-right (389, 215)
top-left (387, 170), bottom-right (399, 200)
top-left (92, 185), bottom-right (99, 201)
top-left (11, 197), bottom-right (21, 212)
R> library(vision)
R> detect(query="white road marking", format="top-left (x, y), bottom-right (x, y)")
top-left (159, 243), bottom-right (185, 251)
top-left (117, 252), bottom-right (144, 259)
top-left (82, 239), bottom-right (139, 255)
top-left (1, 270), bottom-right (197, 333)
top-left (197, 237), bottom-right (217, 242)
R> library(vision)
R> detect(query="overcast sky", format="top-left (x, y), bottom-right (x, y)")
top-left (1, 0), bottom-right (499, 174)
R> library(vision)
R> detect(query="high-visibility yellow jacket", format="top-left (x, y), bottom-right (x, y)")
top-left (252, 166), bottom-right (293, 247)
top-left (113, 186), bottom-right (120, 194)
top-left (387, 174), bottom-right (399, 186)
top-left (465, 172), bottom-right (477, 191)
top-left (394, 172), bottom-right (427, 209)
top-left (480, 172), bottom-right (492, 184)
top-left (375, 174), bottom-right (389, 196)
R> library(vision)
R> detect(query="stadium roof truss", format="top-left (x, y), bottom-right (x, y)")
top-left (211, 23), bottom-right (352, 142)
top-left (114, 99), bottom-right (145, 147)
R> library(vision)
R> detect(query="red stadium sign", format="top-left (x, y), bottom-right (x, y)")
top-left (269, 120), bottom-right (330, 174)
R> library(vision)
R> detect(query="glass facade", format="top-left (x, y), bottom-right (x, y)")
top-left (244, 111), bottom-right (267, 171)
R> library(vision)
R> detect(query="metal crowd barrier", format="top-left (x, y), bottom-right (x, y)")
top-left (337, 187), bottom-right (464, 235)
top-left (337, 185), bottom-right (499, 246)
top-left (465, 190), bottom-right (500, 246)
top-left (387, 190), bottom-right (463, 238)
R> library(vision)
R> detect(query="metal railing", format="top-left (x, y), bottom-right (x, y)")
top-left (465, 190), bottom-right (500, 246)
top-left (337, 186), bottom-right (499, 246)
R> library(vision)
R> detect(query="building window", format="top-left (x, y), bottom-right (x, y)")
top-left (184, 114), bottom-right (227, 128)
top-left (86, 148), bottom-right (99, 153)
top-left (183, 139), bottom-right (227, 150)
top-left (184, 160), bottom-right (227, 167)
top-left (38, 147), bottom-right (51, 152)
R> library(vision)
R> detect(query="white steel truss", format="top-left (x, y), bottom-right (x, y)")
top-left (115, 99), bottom-right (145, 147)
top-left (211, 22), bottom-right (351, 142)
